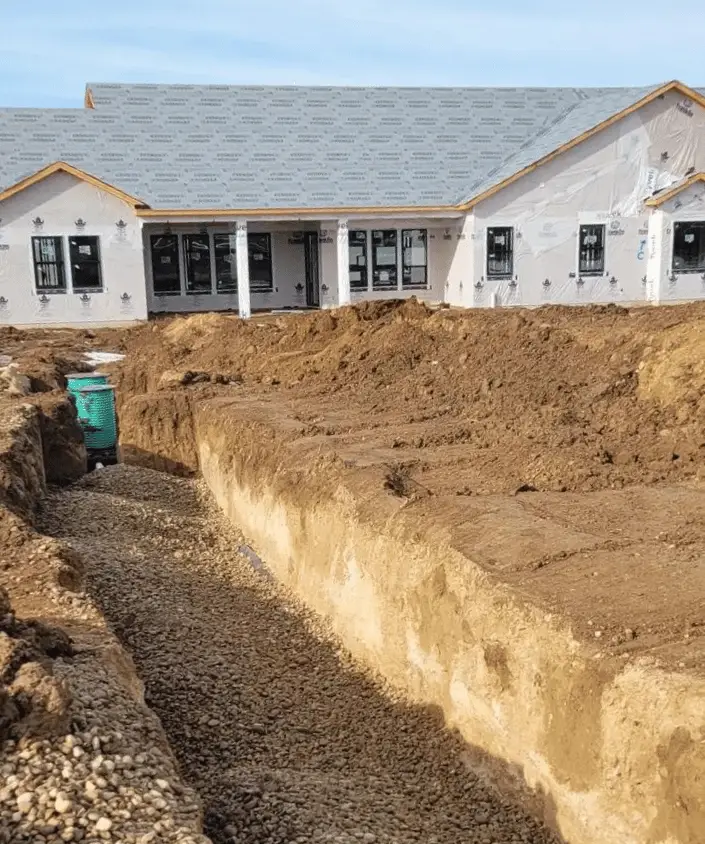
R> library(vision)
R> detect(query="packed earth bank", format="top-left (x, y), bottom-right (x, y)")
top-left (111, 300), bottom-right (705, 844)
top-left (1, 299), bottom-right (705, 844)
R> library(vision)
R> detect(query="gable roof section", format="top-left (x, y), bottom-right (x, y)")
top-left (460, 81), bottom-right (705, 208)
top-left (0, 161), bottom-right (147, 207)
top-left (644, 172), bottom-right (705, 206)
top-left (1, 81), bottom-right (704, 213)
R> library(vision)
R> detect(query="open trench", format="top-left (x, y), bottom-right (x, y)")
top-left (39, 464), bottom-right (561, 844)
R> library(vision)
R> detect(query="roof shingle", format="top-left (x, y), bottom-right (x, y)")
top-left (0, 83), bottom-right (697, 210)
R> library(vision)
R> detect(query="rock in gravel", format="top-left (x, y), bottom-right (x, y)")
top-left (55, 791), bottom-right (72, 813)
top-left (39, 464), bottom-right (561, 844)
top-left (16, 792), bottom-right (33, 813)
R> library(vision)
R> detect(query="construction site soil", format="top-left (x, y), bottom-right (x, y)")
top-left (3, 301), bottom-right (705, 662)
top-left (112, 301), bottom-right (705, 660)
top-left (2, 299), bottom-right (705, 842)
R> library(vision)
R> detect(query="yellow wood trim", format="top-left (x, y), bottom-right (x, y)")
top-left (644, 173), bottom-right (705, 206)
top-left (84, 87), bottom-right (95, 109)
top-left (0, 162), bottom-right (147, 208)
top-left (459, 80), bottom-right (705, 210)
top-left (136, 204), bottom-right (458, 218)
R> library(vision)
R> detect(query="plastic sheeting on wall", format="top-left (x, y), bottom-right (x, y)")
top-left (471, 88), bottom-right (705, 307)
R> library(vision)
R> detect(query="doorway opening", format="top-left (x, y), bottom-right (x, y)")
top-left (303, 232), bottom-right (320, 308)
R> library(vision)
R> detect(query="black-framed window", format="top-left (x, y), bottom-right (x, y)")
top-left (349, 230), bottom-right (368, 290)
top-left (249, 233), bottom-right (273, 292)
top-left (578, 224), bottom-right (606, 276)
top-left (183, 233), bottom-right (212, 294)
top-left (486, 227), bottom-right (514, 278)
top-left (150, 234), bottom-right (181, 295)
top-left (402, 229), bottom-right (428, 289)
top-left (68, 236), bottom-right (103, 290)
top-left (372, 230), bottom-right (398, 290)
top-left (214, 234), bottom-right (238, 293)
top-left (32, 236), bottom-right (66, 292)
top-left (672, 221), bottom-right (705, 273)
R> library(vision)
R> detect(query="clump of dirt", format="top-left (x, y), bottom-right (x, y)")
top-left (112, 299), bottom-right (705, 495)
top-left (0, 586), bottom-right (73, 742)
top-left (637, 319), bottom-right (705, 411)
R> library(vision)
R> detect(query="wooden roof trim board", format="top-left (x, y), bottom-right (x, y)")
top-left (0, 162), bottom-right (148, 208)
top-left (644, 172), bottom-right (705, 206)
top-left (459, 80), bottom-right (705, 211)
top-left (136, 204), bottom-right (458, 218)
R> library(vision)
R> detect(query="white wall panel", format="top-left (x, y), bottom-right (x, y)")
top-left (656, 183), bottom-right (705, 302)
top-left (0, 172), bottom-right (147, 326)
top-left (472, 90), bottom-right (705, 307)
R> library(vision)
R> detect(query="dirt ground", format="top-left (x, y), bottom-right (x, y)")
top-left (3, 301), bottom-right (705, 668)
top-left (4, 300), bottom-right (705, 494)
top-left (112, 300), bottom-right (705, 494)
top-left (108, 301), bottom-right (705, 668)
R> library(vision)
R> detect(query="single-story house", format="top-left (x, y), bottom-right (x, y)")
top-left (1, 79), bottom-right (705, 326)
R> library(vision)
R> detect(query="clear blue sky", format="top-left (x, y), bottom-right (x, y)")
top-left (1, 0), bottom-right (703, 107)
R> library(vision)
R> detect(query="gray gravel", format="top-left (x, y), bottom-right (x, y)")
top-left (0, 632), bottom-right (208, 844)
top-left (41, 465), bottom-right (561, 844)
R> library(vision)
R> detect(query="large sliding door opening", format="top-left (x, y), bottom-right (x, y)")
top-left (402, 229), bottom-right (427, 289)
top-left (349, 231), bottom-right (368, 291)
top-left (347, 228), bottom-right (429, 294)
top-left (248, 234), bottom-right (273, 293)
top-left (149, 230), bottom-right (274, 299)
top-left (372, 230), bottom-right (398, 291)
top-left (214, 234), bottom-right (238, 293)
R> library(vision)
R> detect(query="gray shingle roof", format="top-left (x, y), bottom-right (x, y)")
top-left (0, 83), bottom-right (695, 210)
top-left (461, 86), bottom-right (656, 203)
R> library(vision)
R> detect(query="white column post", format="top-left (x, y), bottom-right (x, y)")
top-left (336, 219), bottom-right (351, 307)
top-left (235, 219), bottom-right (251, 319)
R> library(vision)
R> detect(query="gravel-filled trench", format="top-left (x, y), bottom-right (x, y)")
top-left (40, 465), bottom-right (561, 844)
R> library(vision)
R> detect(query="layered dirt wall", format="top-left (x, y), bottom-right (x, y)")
top-left (183, 396), bottom-right (705, 844)
top-left (0, 403), bottom-right (46, 520)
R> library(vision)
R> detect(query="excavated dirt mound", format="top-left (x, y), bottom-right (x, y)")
top-left (113, 299), bottom-right (705, 494)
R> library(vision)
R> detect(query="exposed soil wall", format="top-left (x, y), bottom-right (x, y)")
top-left (179, 397), bottom-right (705, 844)
top-left (0, 403), bottom-right (46, 522)
top-left (108, 300), bottom-right (705, 844)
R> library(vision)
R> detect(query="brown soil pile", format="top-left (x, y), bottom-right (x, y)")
top-left (0, 325), bottom-right (124, 393)
top-left (114, 299), bottom-right (705, 494)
